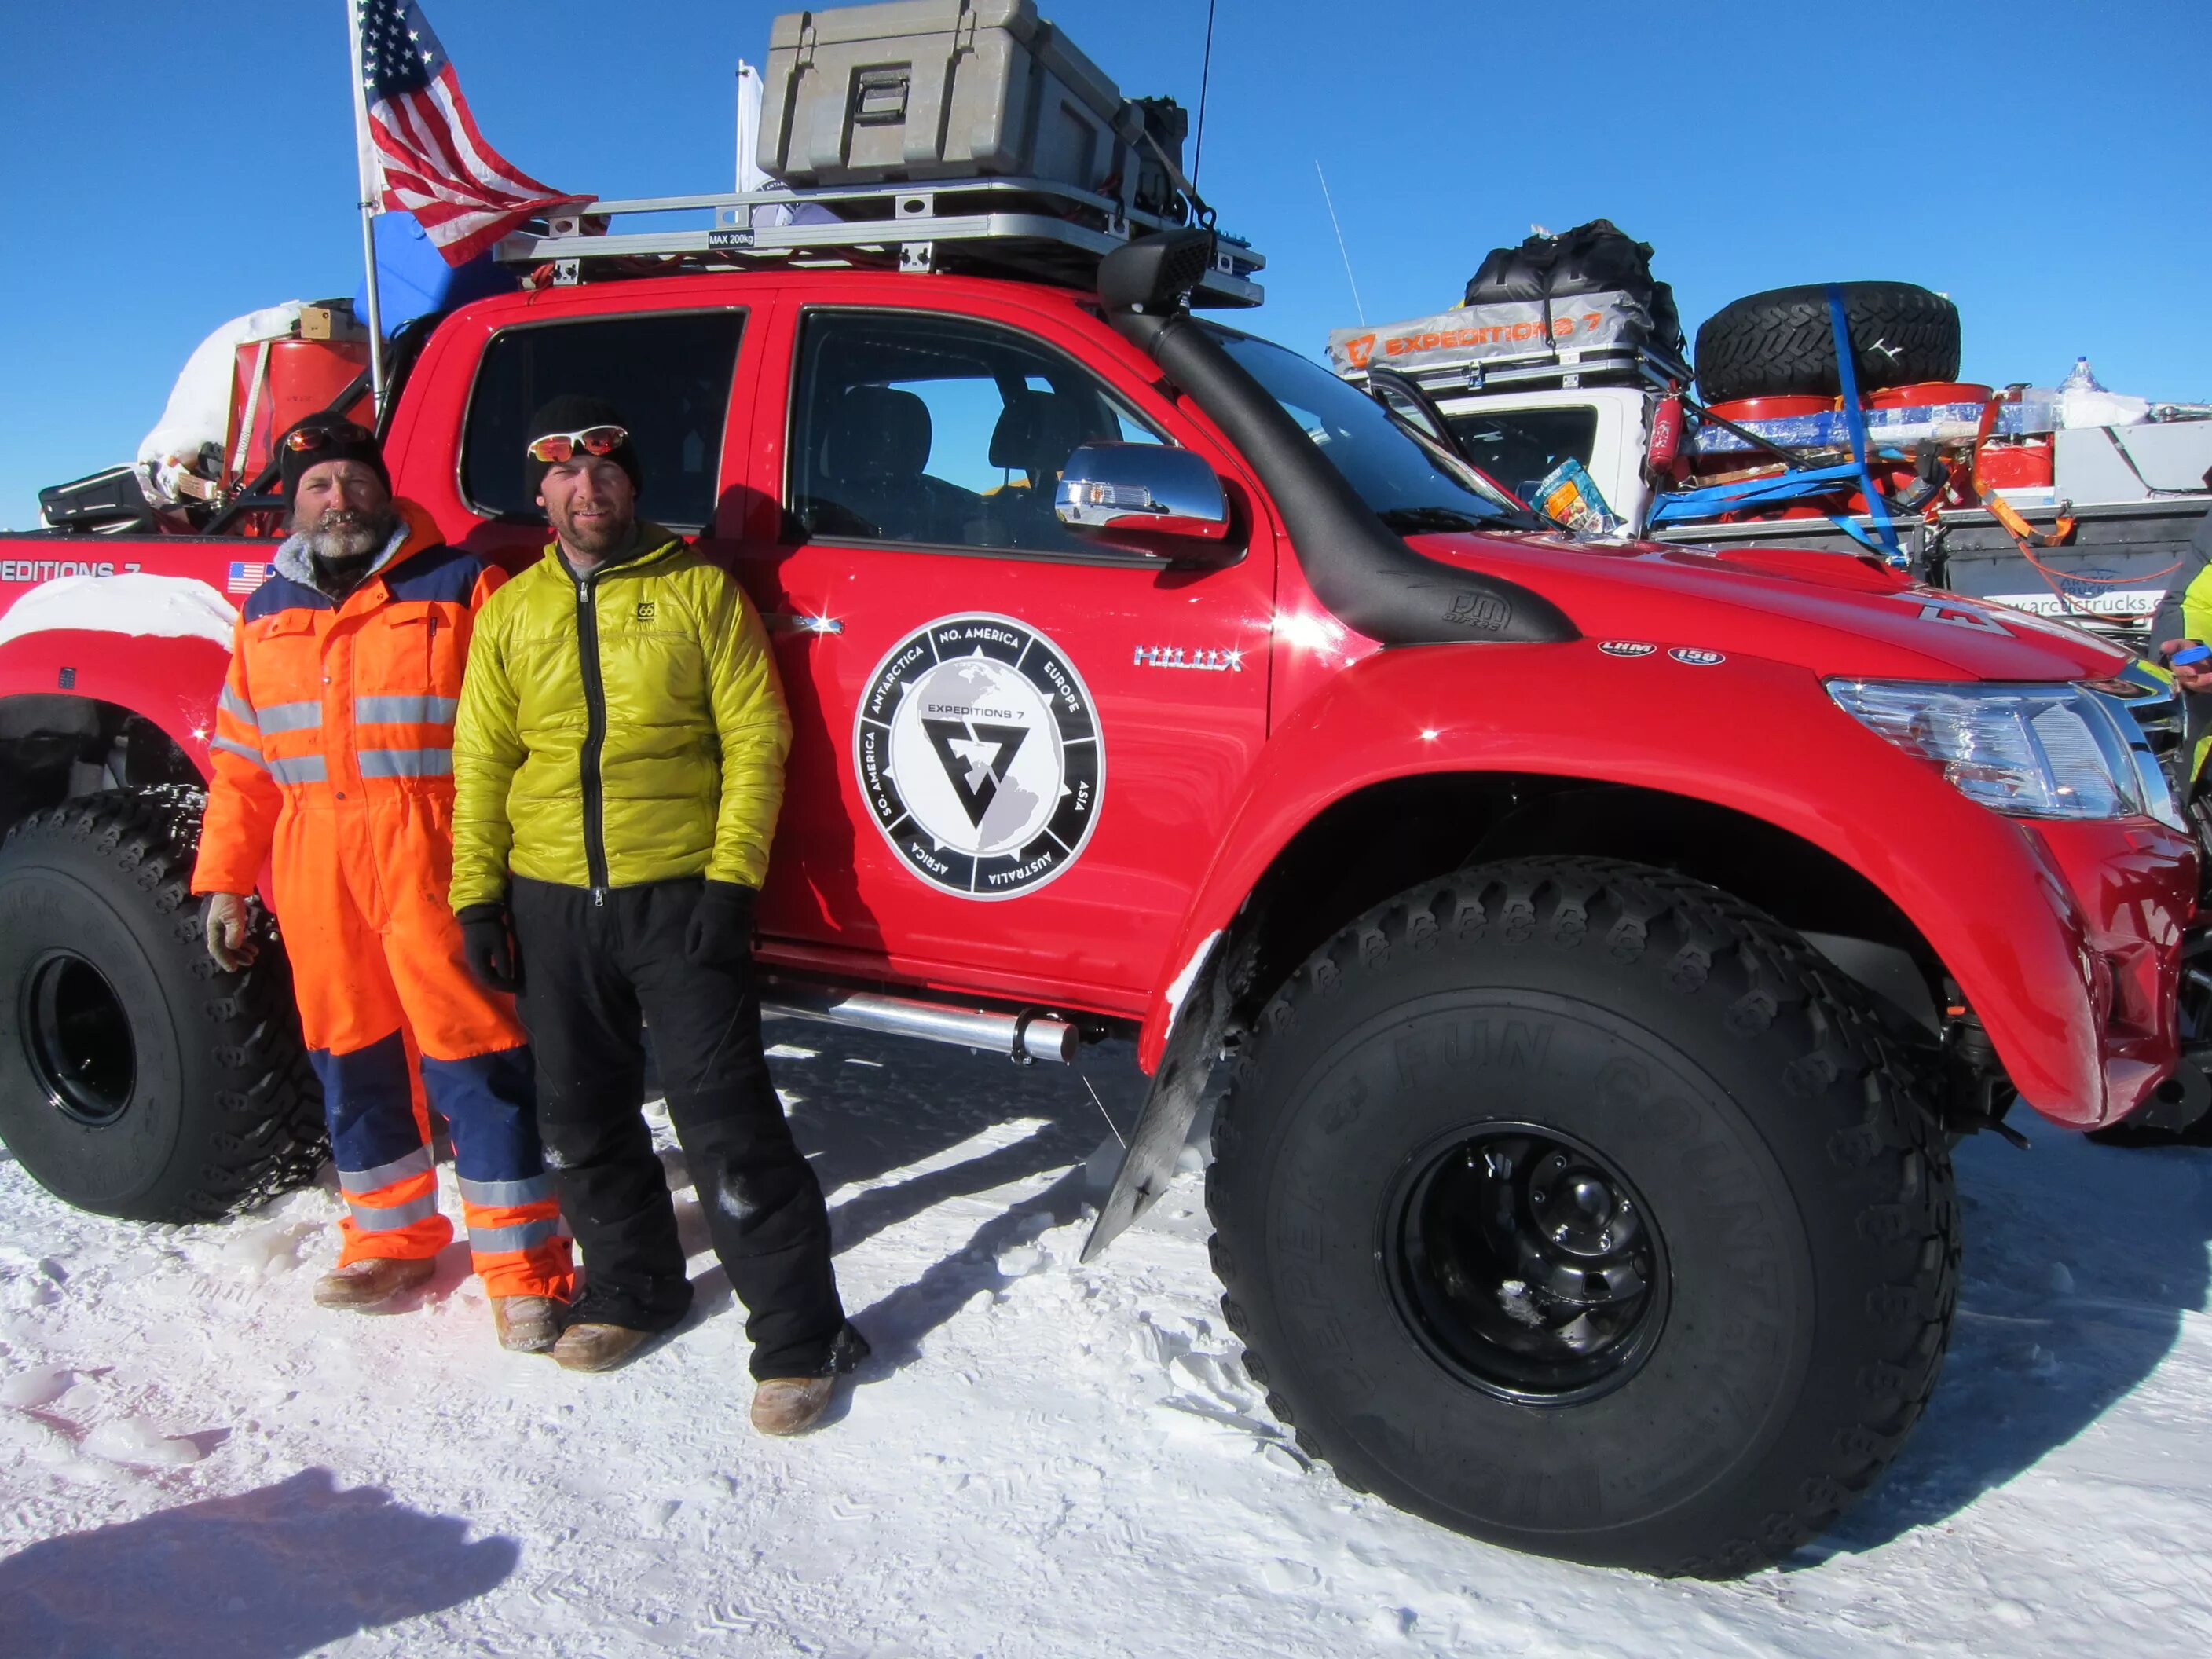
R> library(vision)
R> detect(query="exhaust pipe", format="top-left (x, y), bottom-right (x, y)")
top-left (760, 982), bottom-right (1079, 1065)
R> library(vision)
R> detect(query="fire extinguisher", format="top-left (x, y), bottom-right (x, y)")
top-left (1646, 394), bottom-right (1685, 481)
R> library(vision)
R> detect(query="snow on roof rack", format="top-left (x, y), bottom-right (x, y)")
top-left (493, 175), bottom-right (1265, 306)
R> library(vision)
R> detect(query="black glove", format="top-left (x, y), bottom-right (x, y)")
top-left (685, 881), bottom-right (757, 969)
top-left (458, 903), bottom-right (521, 993)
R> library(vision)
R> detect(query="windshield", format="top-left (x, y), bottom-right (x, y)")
top-left (1204, 324), bottom-right (1541, 534)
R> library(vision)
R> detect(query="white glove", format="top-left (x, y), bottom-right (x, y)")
top-left (203, 892), bottom-right (259, 972)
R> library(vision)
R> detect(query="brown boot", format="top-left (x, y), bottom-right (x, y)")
top-left (493, 1296), bottom-right (562, 1353)
top-left (313, 1256), bottom-right (435, 1310)
top-left (750, 1375), bottom-right (836, 1436)
top-left (549, 1321), bottom-right (653, 1372)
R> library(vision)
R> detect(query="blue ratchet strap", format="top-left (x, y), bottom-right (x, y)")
top-left (1826, 284), bottom-right (1904, 566)
top-left (1645, 463), bottom-right (1869, 527)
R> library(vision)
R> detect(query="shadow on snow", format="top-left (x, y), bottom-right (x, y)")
top-left (741, 1025), bottom-right (2212, 1561)
top-left (1807, 1116), bottom-right (2212, 1562)
top-left (661, 1022), bottom-right (1139, 1355)
top-left (0, 1467), bottom-right (518, 1657)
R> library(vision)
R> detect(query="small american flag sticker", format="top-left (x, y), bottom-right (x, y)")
top-left (226, 561), bottom-right (270, 596)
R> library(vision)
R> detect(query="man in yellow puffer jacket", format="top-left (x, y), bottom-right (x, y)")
top-left (450, 397), bottom-right (864, 1430)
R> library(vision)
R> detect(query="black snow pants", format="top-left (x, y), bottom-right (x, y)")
top-left (508, 875), bottom-right (848, 1379)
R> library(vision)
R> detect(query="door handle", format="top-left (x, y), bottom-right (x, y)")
top-left (764, 612), bottom-right (844, 636)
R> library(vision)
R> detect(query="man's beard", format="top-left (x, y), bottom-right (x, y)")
top-left (552, 501), bottom-right (635, 558)
top-left (295, 507), bottom-right (394, 565)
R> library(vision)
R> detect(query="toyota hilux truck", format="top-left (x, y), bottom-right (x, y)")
top-left (1, 214), bottom-right (2203, 1578)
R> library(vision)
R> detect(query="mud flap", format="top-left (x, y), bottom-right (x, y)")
top-left (2130, 1044), bottom-right (2212, 1132)
top-left (1079, 936), bottom-right (1231, 1262)
top-left (2115, 928), bottom-right (2212, 1133)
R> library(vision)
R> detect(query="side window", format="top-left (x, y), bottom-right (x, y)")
top-left (788, 310), bottom-right (1164, 555)
top-left (462, 311), bottom-right (745, 530)
top-left (1446, 406), bottom-right (1599, 504)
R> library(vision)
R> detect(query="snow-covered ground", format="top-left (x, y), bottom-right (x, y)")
top-left (2, 1027), bottom-right (2211, 1658)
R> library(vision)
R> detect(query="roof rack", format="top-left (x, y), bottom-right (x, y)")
top-left (1339, 342), bottom-right (1691, 397)
top-left (493, 175), bottom-right (1265, 306)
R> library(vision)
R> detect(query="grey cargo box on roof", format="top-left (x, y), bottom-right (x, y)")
top-left (759, 1), bottom-right (1144, 192)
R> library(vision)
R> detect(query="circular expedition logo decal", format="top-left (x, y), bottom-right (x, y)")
top-left (855, 614), bottom-right (1103, 899)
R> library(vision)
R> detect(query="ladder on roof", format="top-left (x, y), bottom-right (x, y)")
top-left (493, 175), bottom-right (1265, 306)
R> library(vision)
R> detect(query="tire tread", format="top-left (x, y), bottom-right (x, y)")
top-left (1207, 857), bottom-right (1957, 1578)
top-left (0, 789), bottom-right (324, 1220)
top-left (1694, 281), bottom-right (1961, 404)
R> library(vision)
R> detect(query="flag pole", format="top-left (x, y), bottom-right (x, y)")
top-left (347, 1), bottom-right (389, 421)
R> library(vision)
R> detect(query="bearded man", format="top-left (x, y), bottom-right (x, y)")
top-left (192, 418), bottom-right (574, 1350)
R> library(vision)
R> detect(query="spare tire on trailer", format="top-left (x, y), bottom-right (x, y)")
top-left (1695, 282), bottom-right (1960, 404)
top-left (0, 789), bottom-right (324, 1221)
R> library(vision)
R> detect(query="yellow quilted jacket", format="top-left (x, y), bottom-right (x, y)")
top-left (449, 526), bottom-right (790, 909)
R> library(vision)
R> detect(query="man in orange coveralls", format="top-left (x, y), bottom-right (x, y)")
top-left (191, 418), bottom-right (573, 1351)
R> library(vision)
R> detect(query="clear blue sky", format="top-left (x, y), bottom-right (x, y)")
top-left (3, 0), bottom-right (2207, 529)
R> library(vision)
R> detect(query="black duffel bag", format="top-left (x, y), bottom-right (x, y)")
top-left (1464, 219), bottom-right (1683, 353)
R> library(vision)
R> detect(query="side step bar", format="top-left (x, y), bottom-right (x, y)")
top-left (760, 982), bottom-right (1079, 1065)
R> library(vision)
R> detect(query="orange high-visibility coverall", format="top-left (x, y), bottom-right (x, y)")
top-left (192, 502), bottom-right (572, 1299)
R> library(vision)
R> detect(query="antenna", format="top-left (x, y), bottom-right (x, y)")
top-left (1192, 0), bottom-right (1218, 187)
top-left (1315, 159), bottom-right (1365, 324)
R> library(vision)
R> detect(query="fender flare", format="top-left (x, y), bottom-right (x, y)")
top-left (0, 588), bottom-right (233, 782)
top-left (1136, 639), bottom-right (2114, 1122)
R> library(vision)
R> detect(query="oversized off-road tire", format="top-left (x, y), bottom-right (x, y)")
top-left (1207, 859), bottom-right (1957, 1577)
top-left (0, 789), bottom-right (324, 1221)
top-left (1694, 282), bottom-right (1961, 404)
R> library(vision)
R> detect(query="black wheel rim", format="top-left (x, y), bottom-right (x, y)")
top-left (1386, 1122), bottom-right (1669, 1406)
top-left (20, 950), bottom-right (137, 1127)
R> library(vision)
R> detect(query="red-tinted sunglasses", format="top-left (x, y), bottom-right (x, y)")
top-left (526, 425), bottom-right (629, 464)
top-left (283, 419), bottom-right (375, 452)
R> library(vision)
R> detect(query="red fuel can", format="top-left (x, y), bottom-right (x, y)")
top-left (1976, 439), bottom-right (2055, 490)
top-left (225, 338), bottom-right (373, 486)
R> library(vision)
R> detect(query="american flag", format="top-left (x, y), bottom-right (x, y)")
top-left (227, 561), bottom-right (271, 596)
top-left (353, 0), bottom-right (591, 266)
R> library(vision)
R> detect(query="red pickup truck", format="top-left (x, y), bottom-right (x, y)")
top-left (0, 228), bottom-right (2202, 1576)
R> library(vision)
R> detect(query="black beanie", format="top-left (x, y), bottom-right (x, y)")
top-left (521, 395), bottom-right (645, 501)
top-left (276, 417), bottom-right (390, 498)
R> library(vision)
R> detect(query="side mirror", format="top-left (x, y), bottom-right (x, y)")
top-left (1054, 443), bottom-right (1231, 544)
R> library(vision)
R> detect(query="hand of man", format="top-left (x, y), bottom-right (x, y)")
top-left (2159, 639), bottom-right (2212, 694)
top-left (685, 881), bottom-right (758, 969)
top-left (458, 903), bottom-right (522, 993)
top-left (203, 892), bottom-right (258, 972)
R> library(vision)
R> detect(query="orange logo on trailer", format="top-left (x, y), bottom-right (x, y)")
top-left (1342, 333), bottom-right (1378, 369)
top-left (1379, 313), bottom-right (1605, 359)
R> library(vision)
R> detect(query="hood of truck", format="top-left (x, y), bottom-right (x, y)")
top-left (1405, 530), bottom-right (2135, 681)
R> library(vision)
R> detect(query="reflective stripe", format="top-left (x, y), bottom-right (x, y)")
top-left (356, 694), bottom-right (459, 725)
top-left (218, 685), bottom-right (257, 727)
top-left (357, 747), bottom-right (452, 778)
top-left (468, 1217), bottom-right (558, 1255)
top-left (338, 1146), bottom-right (434, 1196)
top-left (267, 753), bottom-right (328, 785)
top-left (457, 1174), bottom-right (552, 1209)
top-left (211, 735), bottom-right (266, 771)
top-left (255, 701), bottom-right (323, 735)
top-left (346, 1192), bottom-right (438, 1232)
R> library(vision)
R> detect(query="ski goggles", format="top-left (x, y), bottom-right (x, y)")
top-left (525, 425), bottom-right (630, 464)
top-left (282, 419), bottom-right (376, 453)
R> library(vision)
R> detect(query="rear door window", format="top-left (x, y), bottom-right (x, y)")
top-left (461, 310), bottom-right (745, 530)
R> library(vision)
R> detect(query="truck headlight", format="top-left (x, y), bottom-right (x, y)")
top-left (1828, 679), bottom-right (2181, 828)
